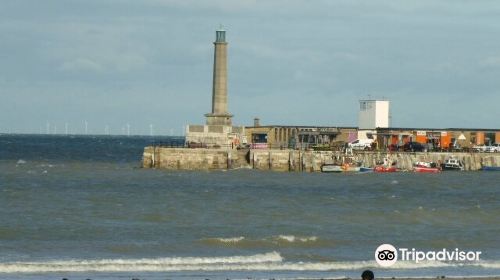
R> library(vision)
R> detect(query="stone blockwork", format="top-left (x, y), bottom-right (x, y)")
top-left (142, 147), bottom-right (250, 170)
top-left (248, 150), bottom-right (500, 172)
top-left (143, 147), bottom-right (500, 171)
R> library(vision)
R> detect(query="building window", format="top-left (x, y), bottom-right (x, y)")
top-left (360, 102), bottom-right (367, 111)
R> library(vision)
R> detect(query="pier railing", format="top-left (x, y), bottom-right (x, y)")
top-left (150, 141), bottom-right (495, 154)
top-left (151, 141), bottom-right (240, 149)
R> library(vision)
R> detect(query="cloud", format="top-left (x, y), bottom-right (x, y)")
top-left (148, 0), bottom-right (263, 12)
top-left (59, 58), bottom-right (103, 72)
top-left (2, 0), bottom-right (500, 133)
top-left (480, 56), bottom-right (500, 68)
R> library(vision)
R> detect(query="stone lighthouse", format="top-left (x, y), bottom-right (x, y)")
top-left (205, 28), bottom-right (233, 126)
top-left (185, 28), bottom-right (245, 148)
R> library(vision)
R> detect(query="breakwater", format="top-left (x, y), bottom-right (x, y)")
top-left (142, 147), bottom-right (249, 170)
top-left (142, 147), bottom-right (500, 171)
top-left (249, 150), bottom-right (500, 171)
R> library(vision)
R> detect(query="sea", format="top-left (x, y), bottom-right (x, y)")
top-left (0, 134), bottom-right (499, 280)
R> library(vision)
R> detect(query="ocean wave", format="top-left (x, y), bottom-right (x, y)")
top-left (201, 235), bottom-right (321, 247)
top-left (0, 252), bottom-right (281, 273)
top-left (472, 261), bottom-right (500, 269)
top-left (204, 237), bottom-right (246, 243)
top-left (274, 235), bottom-right (318, 243)
top-left (1, 254), bottom-right (498, 273)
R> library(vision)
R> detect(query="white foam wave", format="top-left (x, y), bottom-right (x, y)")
top-left (0, 252), bottom-right (281, 273)
top-left (275, 235), bottom-right (318, 242)
top-left (471, 261), bottom-right (500, 269)
top-left (203, 235), bottom-right (320, 245)
top-left (211, 237), bottom-right (246, 243)
top-left (1, 256), bottom-right (498, 274)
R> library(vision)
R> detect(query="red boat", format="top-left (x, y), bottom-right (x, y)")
top-left (414, 166), bottom-right (441, 173)
top-left (374, 166), bottom-right (398, 173)
top-left (413, 161), bottom-right (441, 173)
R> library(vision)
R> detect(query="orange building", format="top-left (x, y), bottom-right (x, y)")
top-left (416, 131), bottom-right (427, 144)
top-left (375, 128), bottom-right (500, 151)
top-left (475, 132), bottom-right (485, 145)
top-left (440, 132), bottom-right (451, 149)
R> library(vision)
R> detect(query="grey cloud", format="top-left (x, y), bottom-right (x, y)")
top-left (1, 0), bottom-right (500, 134)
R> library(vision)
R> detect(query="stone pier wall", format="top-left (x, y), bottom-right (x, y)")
top-left (249, 150), bottom-right (500, 171)
top-left (143, 147), bottom-right (500, 171)
top-left (142, 147), bottom-right (249, 170)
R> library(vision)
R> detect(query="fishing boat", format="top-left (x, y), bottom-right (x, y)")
top-left (441, 157), bottom-right (464, 171)
top-left (414, 161), bottom-right (441, 173)
top-left (322, 148), bottom-right (362, 173)
top-left (481, 166), bottom-right (500, 171)
top-left (321, 163), bottom-right (361, 173)
top-left (372, 156), bottom-right (399, 173)
top-left (374, 166), bottom-right (398, 173)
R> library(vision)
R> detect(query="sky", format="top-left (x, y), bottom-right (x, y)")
top-left (1, 0), bottom-right (500, 135)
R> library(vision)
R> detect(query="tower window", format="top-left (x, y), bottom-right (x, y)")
top-left (360, 102), bottom-right (367, 111)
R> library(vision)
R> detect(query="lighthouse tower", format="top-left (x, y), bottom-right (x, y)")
top-left (185, 28), bottom-right (245, 148)
top-left (205, 28), bottom-right (233, 126)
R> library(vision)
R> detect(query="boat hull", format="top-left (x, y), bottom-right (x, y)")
top-left (481, 166), bottom-right (500, 171)
top-left (374, 166), bottom-right (398, 173)
top-left (441, 165), bottom-right (463, 171)
top-left (414, 167), bottom-right (441, 173)
top-left (321, 164), bottom-right (361, 173)
top-left (321, 165), bottom-right (343, 173)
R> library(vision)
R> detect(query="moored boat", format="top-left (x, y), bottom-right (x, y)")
top-left (374, 166), bottom-right (398, 173)
top-left (414, 166), bottom-right (441, 173)
top-left (321, 163), bottom-right (361, 173)
top-left (321, 164), bottom-right (343, 173)
top-left (481, 166), bottom-right (500, 171)
top-left (441, 157), bottom-right (464, 171)
top-left (414, 161), bottom-right (441, 173)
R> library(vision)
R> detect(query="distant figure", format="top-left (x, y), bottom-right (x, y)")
top-left (362, 270), bottom-right (375, 280)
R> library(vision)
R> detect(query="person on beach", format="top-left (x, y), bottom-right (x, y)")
top-left (362, 270), bottom-right (375, 280)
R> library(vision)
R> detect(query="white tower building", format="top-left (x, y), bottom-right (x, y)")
top-left (358, 99), bottom-right (390, 130)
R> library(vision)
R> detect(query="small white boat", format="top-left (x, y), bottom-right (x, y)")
top-left (321, 164), bottom-right (343, 173)
top-left (441, 158), bottom-right (464, 171)
top-left (321, 164), bottom-right (361, 173)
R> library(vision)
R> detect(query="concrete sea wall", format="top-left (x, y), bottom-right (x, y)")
top-left (143, 147), bottom-right (500, 171)
top-left (250, 150), bottom-right (500, 171)
top-left (142, 147), bottom-right (249, 170)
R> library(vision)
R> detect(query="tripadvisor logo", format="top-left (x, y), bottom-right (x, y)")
top-left (375, 244), bottom-right (482, 267)
top-left (375, 244), bottom-right (398, 267)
